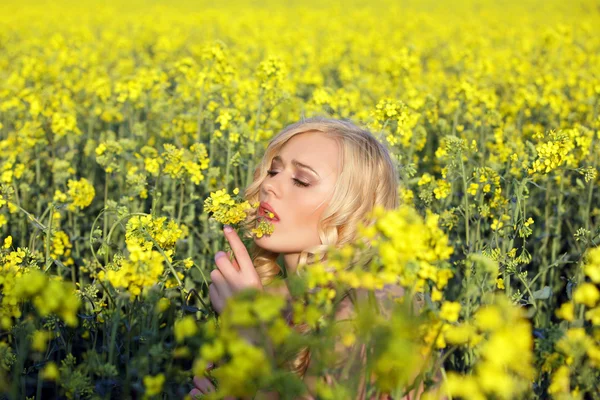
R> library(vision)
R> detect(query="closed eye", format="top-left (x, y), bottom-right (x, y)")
top-left (266, 170), bottom-right (310, 187)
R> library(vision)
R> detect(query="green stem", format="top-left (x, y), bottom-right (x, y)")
top-left (177, 181), bottom-right (185, 225)
top-left (44, 204), bottom-right (54, 272)
top-left (88, 208), bottom-right (111, 267)
top-left (460, 156), bottom-right (470, 250)
top-left (29, 203), bottom-right (53, 251)
top-left (103, 172), bottom-right (109, 251)
top-left (516, 273), bottom-right (538, 310)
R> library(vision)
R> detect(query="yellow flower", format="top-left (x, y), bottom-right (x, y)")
top-left (183, 257), bottom-right (194, 269)
top-left (251, 219), bottom-right (274, 238)
top-left (67, 178), bottom-right (95, 211)
top-left (418, 173), bottom-right (433, 186)
top-left (31, 330), bottom-right (52, 352)
top-left (444, 323), bottom-right (477, 346)
top-left (433, 179), bottom-right (451, 199)
top-left (440, 301), bottom-right (461, 322)
top-left (143, 373), bottom-right (165, 398)
top-left (53, 189), bottom-right (68, 203)
top-left (3, 236), bottom-right (12, 249)
top-left (174, 316), bottom-right (198, 343)
top-left (548, 365), bottom-right (570, 395)
top-left (467, 183), bottom-right (479, 196)
top-left (474, 306), bottom-right (502, 331)
top-left (583, 246), bottom-right (600, 283)
top-left (573, 283), bottom-right (600, 308)
top-left (496, 277), bottom-right (505, 289)
top-left (156, 297), bottom-right (171, 314)
top-left (203, 188), bottom-right (254, 225)
top-left (491, 218), bottom-right (503, 231)
top-left (524, 217), bottom-right (534, 227)
top-left (40, 362), bottom-right (60, 381)
top-left (555, 302), bottom-right (575, 322)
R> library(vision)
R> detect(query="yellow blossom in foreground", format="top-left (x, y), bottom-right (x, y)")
top-left (583, 246), bottom-right (600, 283)
top-left (440, 301), bottom-right (461, 322)
top-left (251, 219), bottom-right (274, 238)
top-left (573, 283), bottom-right (600, 308)
top-left (555, 302), bottom-right (575, 322)
top-left (203, 188), bottom-right (255, 225)
top-left (474, 306), bottom-right (503, 331)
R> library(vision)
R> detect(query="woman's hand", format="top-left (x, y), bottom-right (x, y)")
top-left (189, 362), bottom-right (237, 399)
top-left (191, 225), bottom-right (266, 399)
top-left (208, 224), bottom-right (263, 315)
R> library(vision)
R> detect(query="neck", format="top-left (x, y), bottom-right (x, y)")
top-left (283, 252), bottom-right (300, 276)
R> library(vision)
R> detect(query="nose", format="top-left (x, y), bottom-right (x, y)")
top-left (261, 172), bottom-right (282, 198)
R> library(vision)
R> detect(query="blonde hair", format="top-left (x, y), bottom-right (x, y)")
top-left (240, 115), bottom-right (399, 378)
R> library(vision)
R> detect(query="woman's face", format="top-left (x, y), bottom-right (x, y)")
top-left (254, 130), bottom-right (340, 254)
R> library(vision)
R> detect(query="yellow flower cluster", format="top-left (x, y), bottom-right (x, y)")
top-left (143, 373), bottom-right (165, 399)
top-left (442, 296), bottom-right (534, 400)
top-left (371, 205), bottom-right (454, 292)
top-left (203, 188), bottom-right (257, 226)
top-left (174, 315), bottom-right (198, 343)
top-left (97, 241), bottom-right (165, 300)
top-left (162, 143), bottom-right (210, 184)
top-left (66, 177), bottom-right (95, 211)
top-left (370, 98), bottom-right (422, 150)
top-left (1, 269), bottom-right (80, 329)
top-left (528, 130), bottom-right (573, 175)
top-left (251, 219), bottom-right (274, 238)
top-left (300, 204), bottom-right (454, 319)
top-left (0, 0), bottom-right (598, 396)
top-left (255, 55), bottom-right (288, 94)
top-left (95, 139), bottom-right (124, 174)
top-left (50, 230), bottom-right (74, 267)
top-left (125, 214), bottom-right (184, 253)
top-left (193, 291), bottom-right (287, 398)
top-left (139, 142), bottom-right (210, 185)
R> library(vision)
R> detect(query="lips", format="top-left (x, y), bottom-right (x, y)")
top-left (259, 202), bottom-right (280, 222)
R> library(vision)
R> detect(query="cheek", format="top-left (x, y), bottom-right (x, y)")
top-left (291, 200), bottom-right (327, 235)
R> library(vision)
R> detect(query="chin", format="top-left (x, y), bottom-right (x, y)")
top-left (253, 235), bottom-right (280, 252)
top-left (253, 236), bottom-right (297, 254)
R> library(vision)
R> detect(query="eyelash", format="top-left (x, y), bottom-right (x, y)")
top-left (266, 170), bottom-right (310, 187)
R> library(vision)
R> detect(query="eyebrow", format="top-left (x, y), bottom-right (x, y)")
top-left (272, 155), bottom-right (320, 178)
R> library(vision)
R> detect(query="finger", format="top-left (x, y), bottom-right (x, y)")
top-left (227, 250), bottom-right (241, 271)
top-left (223, 225), bottom-right (253, 272)
top-left (193, 376), bottom-right (216, 392)
top-left (214, 251), bottom-right (239, 284)
top-left (210, 269), bottom-right (232, 298)
top-left (189, 388), bottom-right (202, 398)
top-left (209, 283), bottom-right (224, 314)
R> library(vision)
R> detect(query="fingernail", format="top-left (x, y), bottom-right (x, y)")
top-left (224, 225), bottom-right (233, 233)
top-left (215, 251), bottom-right (226, 261)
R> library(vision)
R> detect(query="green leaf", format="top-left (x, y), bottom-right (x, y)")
top-left (532, 286), bottom-right (551, 300)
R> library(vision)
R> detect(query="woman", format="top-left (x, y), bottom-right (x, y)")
top-left (190, 116), bottom-right (433, 399)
